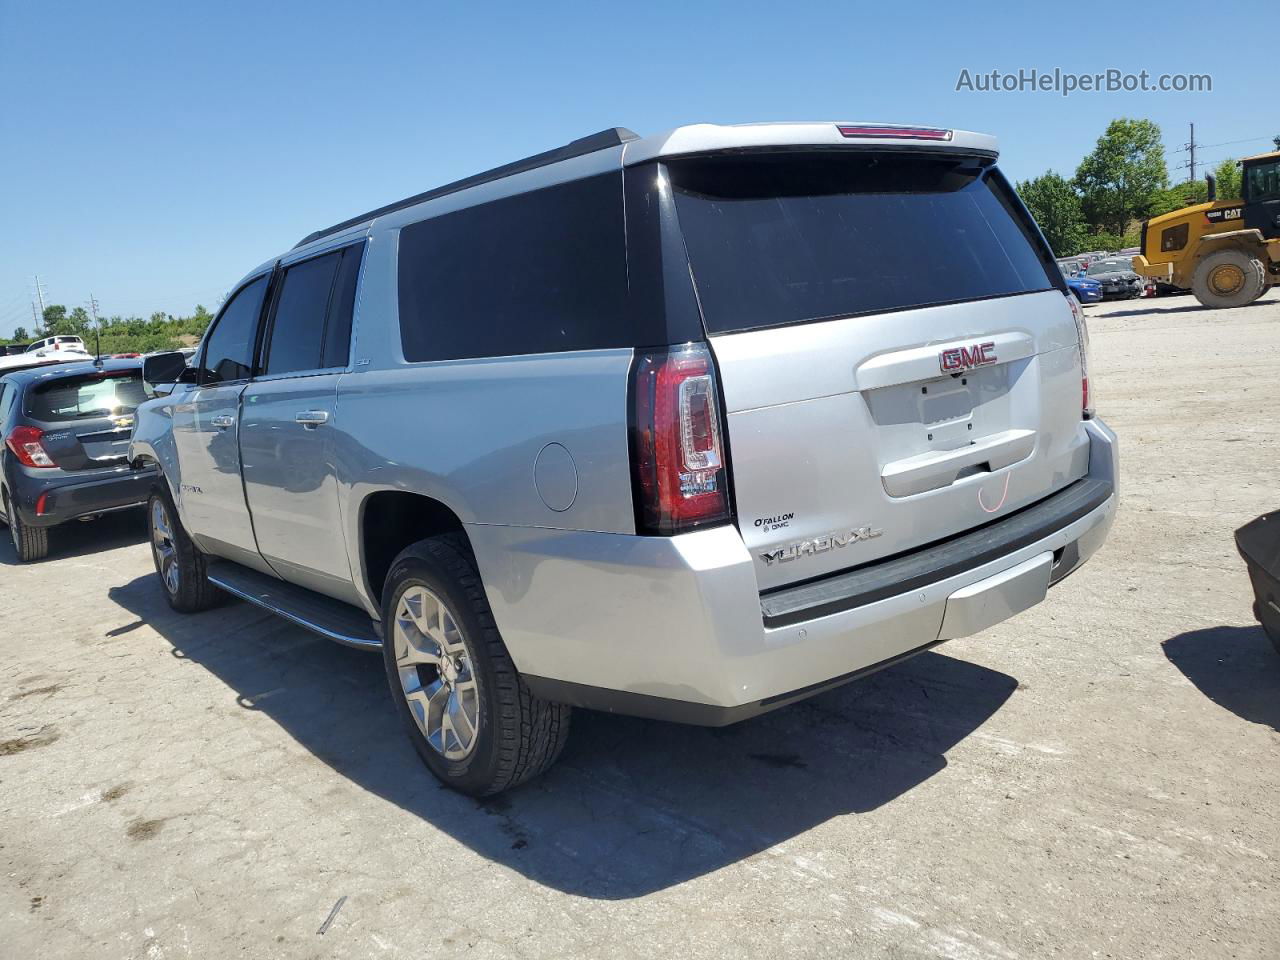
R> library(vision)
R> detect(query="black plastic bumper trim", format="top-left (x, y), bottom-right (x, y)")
top-left (760, 476), bottom-right (1114, 629)
top-left (524, 640), bottom-right (943, 728)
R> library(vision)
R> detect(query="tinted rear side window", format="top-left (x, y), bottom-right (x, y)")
top-left (27, 373), bottom-right (147, 422)
top-left (265, 251), bottom-right (341, 375)
top-left (397, 173), bottom-right (627, 362)
top-left (323, 243), bottom-right (363, 368)
top-left (668, 153), bottom-right (1057, 334)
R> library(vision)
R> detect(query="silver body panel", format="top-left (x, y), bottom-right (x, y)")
top-left (473, 420), bottom-right (1115, 709)
top-left (709, 289), bottom-right (1090, 591)
top-left (240, 372), bottom-right (359, 603)
top-left (130, 120), bottom-right (1119, 720)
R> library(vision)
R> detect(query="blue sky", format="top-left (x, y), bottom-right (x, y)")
top-left (0, 0), bottom-right (1271, 336)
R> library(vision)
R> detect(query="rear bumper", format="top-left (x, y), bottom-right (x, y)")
top-left (470, 417), bottom-right (1118, 725)
top-left (8, 464), bottom-right (157, 527)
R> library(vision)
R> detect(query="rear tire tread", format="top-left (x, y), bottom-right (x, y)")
top-left (9, 508), bottom-right (49, 563)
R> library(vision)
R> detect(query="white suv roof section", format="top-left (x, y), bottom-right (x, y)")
top-left (623, 122), bottom-right (999, 165)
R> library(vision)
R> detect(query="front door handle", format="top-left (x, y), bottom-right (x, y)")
top-left (210, 414), bottom-right (235, 429)
top-left (295, 410), bottom-right (330, 428)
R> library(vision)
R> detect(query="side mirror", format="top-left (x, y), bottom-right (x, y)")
top-left (143, 351), bottom-right (191, 389)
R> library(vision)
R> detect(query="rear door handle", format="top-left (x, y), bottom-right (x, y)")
top-left (295, 410), bottom-right (329, 428)
top-left (210, 414), bottom-right (235, 429)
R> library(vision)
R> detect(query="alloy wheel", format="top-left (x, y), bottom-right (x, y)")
top-left (151, 499), bottom-right (180, 595)
top-left (392, 585), bottom-right (480, 760)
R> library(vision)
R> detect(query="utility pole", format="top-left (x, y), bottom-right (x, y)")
top-left (32, 275), bottom-right (48, 333)
top-left (87, 294), bottom-right (100, 325)
top-left (1188, 123), bottom-right (1196, 184)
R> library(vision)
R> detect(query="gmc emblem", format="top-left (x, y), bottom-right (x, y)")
top-left (939, 342), bottom-right (996, 373)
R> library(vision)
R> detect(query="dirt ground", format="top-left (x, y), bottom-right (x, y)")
top-left (2, 291), bottom-right (1278, 960)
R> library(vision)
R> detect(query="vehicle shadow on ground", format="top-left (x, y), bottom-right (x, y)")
top-left (1101, 303), bottom-right (1203, 318)
top-left (1102, 294), bottom-right (1278, 319)
top-left (109, 574), bottom-right (1018, 900)
top-left (1162, 625), bottom-right (1280, 733)
top-left (0, 508), bottom-right (147, 566)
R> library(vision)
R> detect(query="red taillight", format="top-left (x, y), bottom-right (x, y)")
top-left (35, 492), bottom-right (50, 516)
top-left (5, 426), bottom-right (57, 468)
top-left (1066, 294), bottom-right (1094, 419)
top-left (630, 343), bottom-right (731, 535)
top-left (837, 124), bottom-right (953, 141)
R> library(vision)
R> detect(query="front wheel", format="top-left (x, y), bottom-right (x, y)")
top-left (381, 536), bottom-right (570, 796)
top-left (1192, 250), bottom-right (1266, 309)
top-left (148, 489), bottom-right (221, 612)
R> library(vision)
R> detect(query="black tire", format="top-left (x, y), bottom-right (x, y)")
top-left (381, 535), bottom-right (570, 796)
top-left (1192, 249), bottom-right (1266, 309)
top-left (148, 487), bottom-right (221, 613)
top-left (7, 497), bottom-right (49, 563)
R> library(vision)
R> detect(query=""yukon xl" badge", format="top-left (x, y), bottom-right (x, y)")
top-left (760, 526), bottom-right (883, 565)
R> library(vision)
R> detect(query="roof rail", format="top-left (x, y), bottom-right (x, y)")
top-left (293, 127), bottom-right (639, 249)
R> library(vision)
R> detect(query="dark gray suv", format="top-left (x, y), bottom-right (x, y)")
top-left (1, 358), bottom-right (157, 561)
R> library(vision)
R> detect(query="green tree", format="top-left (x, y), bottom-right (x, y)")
top-left (1017, 171), bottom-right (1088, 257)
top-left (1213, 157), bottom-right (1242, 201)
top-left (1086, 230), bottom-right (1141, 252)
top-left (1073, 118), bottom-right (1169, 235)
top-left (41, 304), bottom-right (68, 334)
top-left (1148, 180), bottom-right (1209, 218)
top-left (12, 325), bottom-right (29, 342)
top-left (67, 306), bottom-right (92, 334)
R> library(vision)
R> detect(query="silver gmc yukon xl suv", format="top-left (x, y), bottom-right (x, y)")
top-left (131, 122), bottom-right (1118, 796)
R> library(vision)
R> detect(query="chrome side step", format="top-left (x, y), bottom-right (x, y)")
top-left (206, 560), bottom-right (381, 651)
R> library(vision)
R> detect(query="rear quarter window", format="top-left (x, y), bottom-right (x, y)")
top-left (26, 373), bottom-right (147, 422)
top-left (397, 173), bottom-right (629, 362)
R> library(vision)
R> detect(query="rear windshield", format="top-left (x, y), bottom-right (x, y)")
top-left (667, 153), bottom-right (1058, 334)
top-left (26, 372), bottom-right (147, 422)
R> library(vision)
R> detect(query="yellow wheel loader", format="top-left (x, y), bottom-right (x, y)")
top-left (1133, 151), bottom-right (1280, 308)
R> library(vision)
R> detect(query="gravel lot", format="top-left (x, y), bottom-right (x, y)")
top-left (2, 291), bottom-right (1278, 960)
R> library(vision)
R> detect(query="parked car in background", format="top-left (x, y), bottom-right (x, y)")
top-left (25, 335), bottom-right (90, 357)
top-left (1, 358), bottom-right (157, 561)
top-left (1062, 268), bottom-right (1103, 303)
top-left (1085, 258), bottom-right (1143, 299)
top-left (131, 121), bottom-right (1117, 796)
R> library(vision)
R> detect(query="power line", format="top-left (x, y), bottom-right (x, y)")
top-left (1188, 123), bottom-right (1195, 183)
top-left (1180, 149), bottom-right (1249, 169)
top-left (1172, 135), bottom-right (1274, 154)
